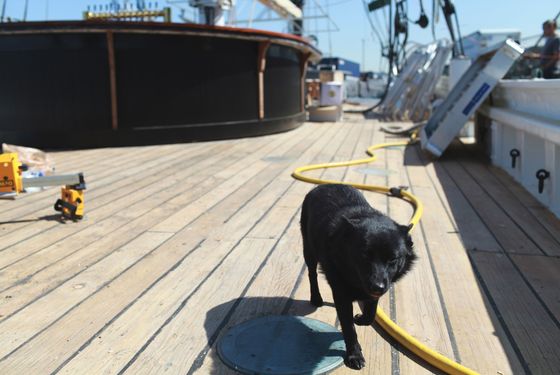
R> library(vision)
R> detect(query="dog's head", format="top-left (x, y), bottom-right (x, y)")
top-left (337, 216), bottom-right (416, 299)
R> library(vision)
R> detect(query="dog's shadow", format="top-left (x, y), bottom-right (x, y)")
top-left (202, 296), bottom-right (445, 374)
top-left (202, 296), bottom-right (342, 373)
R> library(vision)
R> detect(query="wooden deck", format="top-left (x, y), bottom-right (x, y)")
top-left (0, 115), bottom-right (559, 374)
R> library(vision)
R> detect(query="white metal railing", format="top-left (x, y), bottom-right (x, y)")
top-left (478, 79), bottom-right (560, 218)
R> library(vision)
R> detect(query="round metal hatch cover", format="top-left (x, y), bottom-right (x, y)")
top-left (217, 315), bottom-right (345, 374)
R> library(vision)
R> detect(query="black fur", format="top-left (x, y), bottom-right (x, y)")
top-left (300, 184), bottom-right (416, 370)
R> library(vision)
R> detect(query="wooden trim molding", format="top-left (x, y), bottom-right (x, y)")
top-left (106, 30), bottom-right (119, 131)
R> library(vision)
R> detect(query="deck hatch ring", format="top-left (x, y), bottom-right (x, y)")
top-left (536, 169), bottom-right (550, 194)
top-left (509, 149), bottom-right (520, 168)
top-left (217, 315), bottom-right (345, 374)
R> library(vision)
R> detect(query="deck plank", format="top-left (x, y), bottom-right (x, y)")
top-left (491, 166), bottom-right (560, 243)
top-left (355, 121), bottom-right (396, 375)
top-left (0, 116), bottom-right (559, 374)
top-left (0, 144), bottom-right (206, 250)
top-left (405, 144), bottom-right (524, 375)
top-left (469, 251), bottom-right (560, 374)
top-left (385, 136), bottom-right (455, 375)
top-left (348, 121), bottom-right (396, 375)
top-left (0, 141), bottom-right (247, 291)
top-left (509, 255), bottom-right (560, 322)
top-left (193, 214), bottom-right (311, 373)
top-left (0, 125), bottom-right (318, 372)
top-left (0, 122), bottom-right (334, 373)
top-left (0, 144), bottom-right (183, 219)
top-left (412, 148), bottom-right (502, 253)
top-left (60, 237), bottom-right (277, 375)
top-left (459, 159), bottom-right (560, 256)
top-left (0, 142), bottom-right (245, 275)
top-left (337, 119), bottom-right (394, 375)
top-left (111, 122), bottom-right (352, 373)
top-left (441, 160), bottom-right (544, 255)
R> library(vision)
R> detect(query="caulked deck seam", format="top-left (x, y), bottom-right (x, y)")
top-left (185, 210), bottom-right (301, 375)
top-left (50, 238), bottom-right (208, 374)
top-left (414, 146), bottom-right (461, 234)
top-left (466, 251), bottom-right (532, 375)
top-left (457, 160), bottom-right (556, 256)
top-left (384, 136), bottom-right (401, 375)
top-left (0, 142), bottom-right (258, 294)
top-left (281, 263), bottom-right (307, 315)
top-left (0, 144), bottom-right (232, 270)
top-left (59, 119), bottom-right (340, 372)
top-left (1, 119), bottom-right (559, 374)
top-left (490, 166), bottom-right (560, 243)
top-left (186, 120), bottom-right (368, 373)
top-left (0, 143), bottom-right (221, 253)
top-left (458, 141), bottom-right (560, 247)
top-left (439, 156), bottom-right (558, 372)
top-left (0, 125), bottom-right (313, 361)
top-left (187, 121), bottom-right (363, 374)
top-left (0, 144), bottom-right (184, 220)
top-left (442, 161), bottom-right (560, 329)
top-left (0, 236), bottom-right (206, 363)
top-left (400, 145), bottom-right (462, 364)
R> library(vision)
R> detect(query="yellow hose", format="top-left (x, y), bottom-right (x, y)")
top-left (291, 140), bottom-right (479, 375)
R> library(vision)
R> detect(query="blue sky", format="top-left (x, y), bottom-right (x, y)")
top-left (2, 0), bottom-right (558, 71)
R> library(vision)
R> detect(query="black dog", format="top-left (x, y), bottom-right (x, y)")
top-left (300, 184), bottom-right (416, 369)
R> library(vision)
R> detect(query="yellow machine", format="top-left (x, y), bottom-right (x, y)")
top-left (54, 186), bottom-right (85, 220)
top-left (0, 152), bottom-right (23, 193)
top-left (0, 152), bottom-right (86, 221)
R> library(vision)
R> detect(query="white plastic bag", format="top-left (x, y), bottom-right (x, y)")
top-left (2, 143), bottom-right (56, 192)
top-left (2, 143), bottom-right (55, 175)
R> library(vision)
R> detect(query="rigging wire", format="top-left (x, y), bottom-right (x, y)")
top-left (0, 0), bottom-right (6, 22)
top-left (381, 3), bottom-right (389, 39)
top-left (452, 4), bottom-right (464, 55)
top-left (372, 8), bottom-right (388, 44)
top-left (23, 0), bottom-right (28, 21)
top-left (440, 0), bottom-right (458, 56)
top-left (431, 0), bottom-right (438, 41)
top-left (361, 0), bottom-right (385, 48)
top-left (349, 0), bottom-right (411, 114)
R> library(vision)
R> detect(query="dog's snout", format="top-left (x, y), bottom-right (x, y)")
top-left (372, 282), bottom-right (386, 293)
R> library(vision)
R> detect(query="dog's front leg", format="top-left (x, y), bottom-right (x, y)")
top-left (354, 299), bottom-right (378, 326)
top-left (333, 290), bottom-right (365, 369)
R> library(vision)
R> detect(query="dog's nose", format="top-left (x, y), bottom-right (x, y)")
top-left (372, 282), bottom-right (386, 293)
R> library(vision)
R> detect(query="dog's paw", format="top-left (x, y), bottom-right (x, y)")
top-left (353, 313), bottom-right (374, 326)
top-left (344, 351), bottom-right (366, 370)
top-left (310, 295), bottom-right (324, 307)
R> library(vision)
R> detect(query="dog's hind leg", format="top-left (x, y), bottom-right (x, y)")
top-left (303, 239), bottom-right (324, 307)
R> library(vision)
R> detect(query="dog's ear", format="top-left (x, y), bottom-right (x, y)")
top-left (397, 224), bottom-right (414, 248)
top-left (394, 241), bottom-right (417, 281)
